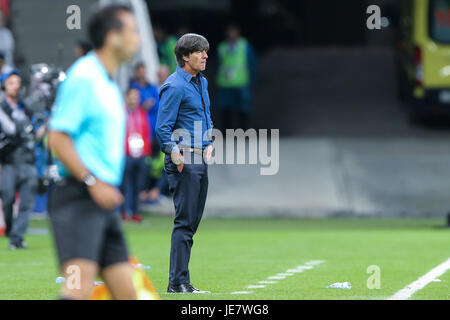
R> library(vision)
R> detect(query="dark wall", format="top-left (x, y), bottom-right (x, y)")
top-left (148, 0), bottom-right (383, 52)
top-left (230, 0), bottom-right (367, 49)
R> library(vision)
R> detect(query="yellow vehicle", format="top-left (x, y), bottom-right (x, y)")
top-left (397, 0), bottom-right (450, 121)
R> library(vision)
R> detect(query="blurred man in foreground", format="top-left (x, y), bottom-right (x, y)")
top-left (47, 5), bottom-right (140, 300)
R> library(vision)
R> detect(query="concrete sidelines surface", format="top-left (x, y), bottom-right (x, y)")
top-left (3, 138), bottom-right (450, 220)
top-left (142, 137), bottom-right (450, 218)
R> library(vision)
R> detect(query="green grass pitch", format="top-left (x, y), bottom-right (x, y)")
top-left (0, 216), bottom-right (448, 300)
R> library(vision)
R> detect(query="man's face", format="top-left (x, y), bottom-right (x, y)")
top-left (226, 27), bottom-right (240, 42)
top-left (135, 65), bottom-right (146, 80)
top-left (185, 50), bottom-right (208, 72)
top-left (113, 12), bottom-right (141, 62)
top-left (158, 65), bottom-right (170, 84)
top-left (153, 27), bottom-right (165, 43)
top-left (126, 89), bottom-right (140, 109)
top-left (4, 75), bottom-right (21, 99)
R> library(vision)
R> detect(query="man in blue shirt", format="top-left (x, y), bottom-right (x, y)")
top-left (156, 33), bottom-right (214, 294)
top-left (129, 62), bottom-right (159, 147)
top-left (47, 5), bottom-right (141, 300)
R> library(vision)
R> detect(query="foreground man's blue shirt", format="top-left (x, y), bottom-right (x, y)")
top-left (49, 52), bottom-right (126, 186)
top-left (156, 66), bottom-right (214, 154)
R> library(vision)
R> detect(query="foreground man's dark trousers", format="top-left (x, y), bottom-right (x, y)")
top-left (165, 152), bottom-right (208, 286)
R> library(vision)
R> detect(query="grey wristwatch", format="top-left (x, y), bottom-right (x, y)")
top-left (82, 172), bottom-right (97, 187)
top-left (172, 155), bottom-right (183, 165)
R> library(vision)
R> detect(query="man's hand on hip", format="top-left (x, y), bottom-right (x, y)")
top-left (87, 180), bottom-right (124, 210)
top-left (204, 144), bottom-right (214, 162)
top-left (171, 151), bottom-right (185, 173)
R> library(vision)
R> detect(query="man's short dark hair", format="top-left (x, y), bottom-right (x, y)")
top-left (88, 5), bottom-right (132, 49)
top-left (77, 40), bottom-right (93, 56)
top-left (126, 87), bottom-right (139, 95)
top-left (227, 22), bottom-right (241, 31)
top-left (174, 33), bottom-right (209, 67)
top-left (134, 61), bottom-right (146, 71)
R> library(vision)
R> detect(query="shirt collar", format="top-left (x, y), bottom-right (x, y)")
top-left (176, 66), bottom-right (203, 83)
top-left (5, 98), bottom-right (22, 110)
top-left (90, 51), bottom-right (114, 82)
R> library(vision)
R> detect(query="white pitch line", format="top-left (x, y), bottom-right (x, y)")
top-left (231, 291), bottom-right (254, 295)
top-left (388, 257), bottom-right (450, 300)
top-left (247, 285), bottom-right (266, 289)
top-left (297, 266), bottom-right (313, 270)
top-left (232, 260), bottom-right (326, 295)
top-left (286, 269), bottom-right (304, 273)
top-left (305, 260), bottom-right (326, 266)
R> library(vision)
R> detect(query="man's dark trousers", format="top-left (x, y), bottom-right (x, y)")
top-left (0, 163), bottom-right (37, 244)
top-left (165, 151), bottom-right (208, 286)
top-left (120, 156), bottom-right (149, 215)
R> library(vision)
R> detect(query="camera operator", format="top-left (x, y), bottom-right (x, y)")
top-left (0, 71), bottom-right (38, 250)
top-left (0, 51), bottom-right (13, 101)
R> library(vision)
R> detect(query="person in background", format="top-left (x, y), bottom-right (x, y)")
top-left (153, 25), bottom-right (178, 73)
top-left (31, 105), bottom-right (50, 214)
top-left (0, 51), bottom-right (11, 75)
top-left (74, 40), bottom-right (93, 59)
top-left (0, 11), bottom-right (14, 69)
top-left (216, 23), bottom-right (256, 131)
top-left (121, 88), bottom-right (151, 222)
top-left (0, 71), bottom-right (38, 250)
top-left (0, 51), bottom-right (12, 101)
top-left (177, 25), bottom-right (190, 38)
top-left (158, 64), bottom-right (171, 87)
top-left (129, 64), bottom-right (160, 203)
top-left (129, 62), bottom-right (159, 152)
top-left (142, 64), bottom-right (171, 203)
top-left (0, 50), bottom-right (6, 236)
top-left (145, 152), bottom-right (170, 203)
top-left (0, 200), bottom-right (4, 236)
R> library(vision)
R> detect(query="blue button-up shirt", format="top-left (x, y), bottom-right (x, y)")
top-left (156, 66), bottom-right (214, 154)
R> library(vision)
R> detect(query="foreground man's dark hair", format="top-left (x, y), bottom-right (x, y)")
top-left (88, 5), bottom-right (132, 49)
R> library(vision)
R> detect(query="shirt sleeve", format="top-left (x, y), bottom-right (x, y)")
top-left (155, 84), bottom-right (183, 154)
top-left (204, 79), bottom-right (214, 142)
top-left (151, 85), bottom-right (160, 114)
top-left (49, 76), bottom-right (90, 136)
top-left (0, 106), bottom-right (16, 136)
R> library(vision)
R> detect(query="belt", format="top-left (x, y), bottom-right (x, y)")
top-left (178, 145), bottom-right (204, 156)
top-left (55, 175), bottom-right (80, 187)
